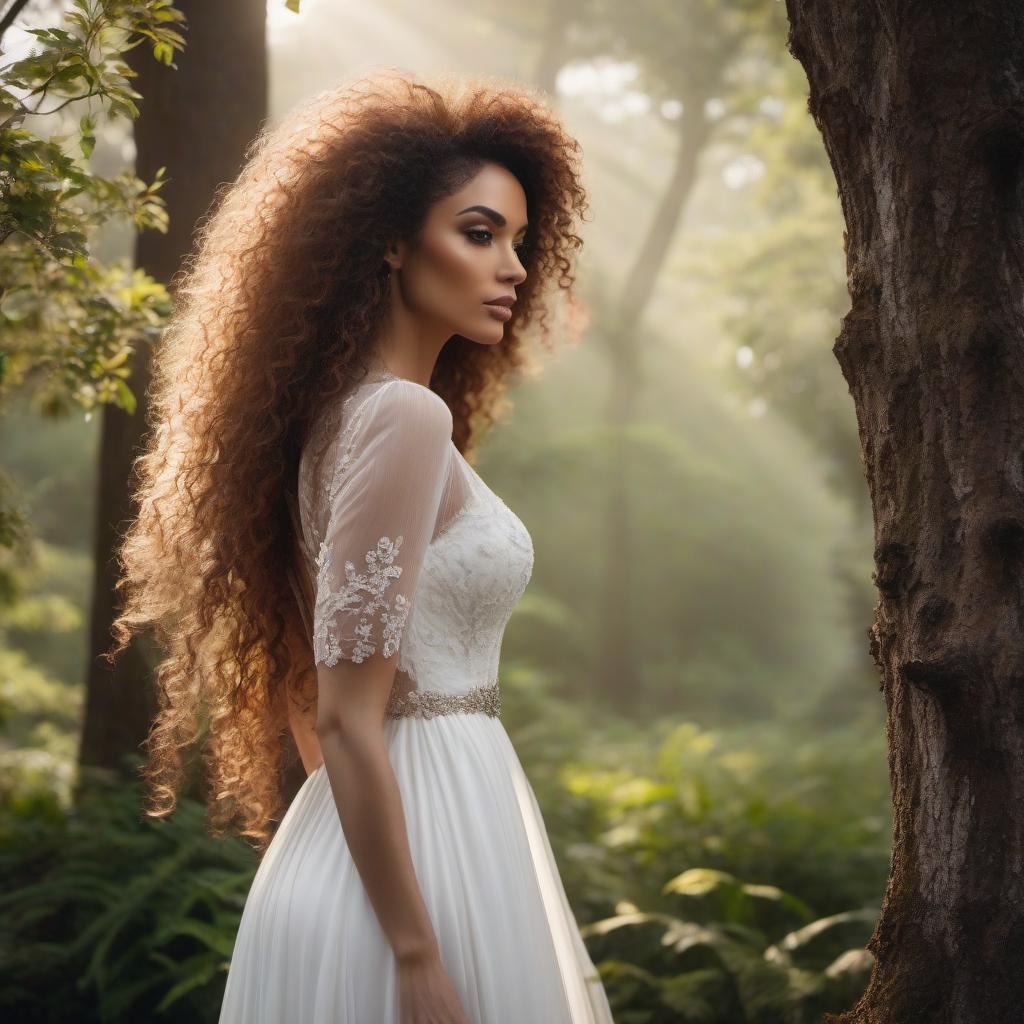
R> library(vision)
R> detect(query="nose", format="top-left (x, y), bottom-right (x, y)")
top-left (501, 249), bottom-right (527, 286)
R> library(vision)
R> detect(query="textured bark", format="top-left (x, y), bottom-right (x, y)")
top-left (79, 1), bottom-right (268, 779)
top-left (784, 3), bottom-right (1024, 1021)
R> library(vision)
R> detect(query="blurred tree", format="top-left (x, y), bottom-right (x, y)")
top-left (78, 0), bottom-right (268, 781)
top-left (682, 55), bottom-right (859, 508)
top-left (676, 52), bottom-right (879, 702)
top-left (518, 0), bottom-right (793, 707)
top-left (786, 2), bottom-right (1024, 1021)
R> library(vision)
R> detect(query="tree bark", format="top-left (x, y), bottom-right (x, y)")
top-left (78, 1), bottom-right (268, 780)
top-left (785, 3), bottom-right (1024, 1020)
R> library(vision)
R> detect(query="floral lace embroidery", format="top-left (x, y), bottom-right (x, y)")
top-left (313, 534), bottom-right (411, 666)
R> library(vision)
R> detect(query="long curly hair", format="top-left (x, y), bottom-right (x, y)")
top-left (105, 69), bottom-right (588, 851)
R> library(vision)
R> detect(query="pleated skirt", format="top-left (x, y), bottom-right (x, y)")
top-left (217, 710), bottom-right (614, 1023)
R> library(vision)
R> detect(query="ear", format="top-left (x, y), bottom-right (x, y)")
top-left (383, 239), bottom-right (406, 272)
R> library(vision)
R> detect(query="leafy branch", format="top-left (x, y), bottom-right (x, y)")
top-left (0, 0), bottom-right (185, 570)
top-left (0, 1), bottom-right (185, 416)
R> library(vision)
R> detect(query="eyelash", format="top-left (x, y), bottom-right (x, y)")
top-left (466, 228), bottom-right (528, 256)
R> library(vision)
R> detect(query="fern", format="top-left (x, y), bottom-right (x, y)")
top-left (0, 769), bottom-right (256, 1023)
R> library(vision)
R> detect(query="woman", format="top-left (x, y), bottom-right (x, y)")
top-left (107, 70), bottom-right (612, 1023)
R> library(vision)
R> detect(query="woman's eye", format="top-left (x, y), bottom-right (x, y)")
top-left (466, 228), bottom-right (527, 257)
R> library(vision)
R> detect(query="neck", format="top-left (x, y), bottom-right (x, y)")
top-left (371, 283), bottom-right (450, 388)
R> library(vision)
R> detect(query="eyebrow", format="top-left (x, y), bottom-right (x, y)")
top-left (456, 204), bottom-right (528, 234)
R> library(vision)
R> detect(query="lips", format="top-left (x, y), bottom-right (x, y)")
top-left (484, 295), bottom-right (515, 308)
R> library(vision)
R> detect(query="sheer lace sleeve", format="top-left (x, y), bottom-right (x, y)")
top-left (312, 380), bottom-right (453, 668)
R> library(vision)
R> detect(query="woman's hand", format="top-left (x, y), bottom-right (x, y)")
top-left (397, 949), bottom-right (470, 1024)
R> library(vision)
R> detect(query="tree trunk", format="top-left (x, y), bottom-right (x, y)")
top-left (78, 1), bottom-right (268, 780)
top-left (598, 105), bottom-right (712, 709)
top-left (785, 3), bottom-right (1024, 1020)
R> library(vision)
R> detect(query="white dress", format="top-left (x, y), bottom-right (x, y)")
top-left (218, 367), bottom-right (615, 1024)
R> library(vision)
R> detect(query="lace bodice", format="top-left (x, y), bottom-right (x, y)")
top-left (287, 368), bottom-right (534, 704)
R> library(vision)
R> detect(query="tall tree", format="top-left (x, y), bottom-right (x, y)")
top-left (785, 3), bottom-right (1024, 1021)
top-left (528, 0), bottom-right (788, 707)
top-left (79, 0), bottom-right (268, 779)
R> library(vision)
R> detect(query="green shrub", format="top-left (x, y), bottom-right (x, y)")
top-left (500, 673), bottom-right (889, 1021)
top-left (0, 760), bottom-right (257, 1024)
top-left (0, 675), bottom-right (888, 1023)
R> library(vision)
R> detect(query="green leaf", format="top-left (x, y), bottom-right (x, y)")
top-left (154, 956), bottom-right (221, 1011)
top-left (79, 114), bottom-right (96, 158)
top-left (152, 41), bottom-right (173, 66)
top-left (115, 378), bottom-right (137, 414)
top-left (51, 65), bottom-right (87, 86)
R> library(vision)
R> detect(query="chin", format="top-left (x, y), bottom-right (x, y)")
top-left (462, 328), bottom-right (505, 346)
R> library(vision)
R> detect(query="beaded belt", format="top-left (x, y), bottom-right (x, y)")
top-left (385, 680), bottom-right (501, 720)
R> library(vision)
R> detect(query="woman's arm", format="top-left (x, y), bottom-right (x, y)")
top-left (314, 656), bottom-right (440, 966)
top-left (307, 380), bottom-right (454, 968)
top-left (287, 688), bottom-right (323, 776)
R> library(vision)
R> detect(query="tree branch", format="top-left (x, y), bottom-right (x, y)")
top-left (0, 0), bottom-right (33, 46)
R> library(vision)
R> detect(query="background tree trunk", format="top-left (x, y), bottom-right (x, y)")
top-left (598, 102), bottom-right (713, 708)
top-left (784, 3), bottom-right (1024, 1020)
top-left (78, 1), bottom-right (268, 781)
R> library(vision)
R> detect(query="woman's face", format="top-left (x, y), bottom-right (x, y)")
top-left (388, 160), bottom-right (529, 346)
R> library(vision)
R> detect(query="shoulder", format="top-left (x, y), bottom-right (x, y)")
top-left (361, 378), bottom-right (453, 441)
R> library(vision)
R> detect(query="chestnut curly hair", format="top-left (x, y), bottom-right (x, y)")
top-left (104, 69), bottom-right (588, 851)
